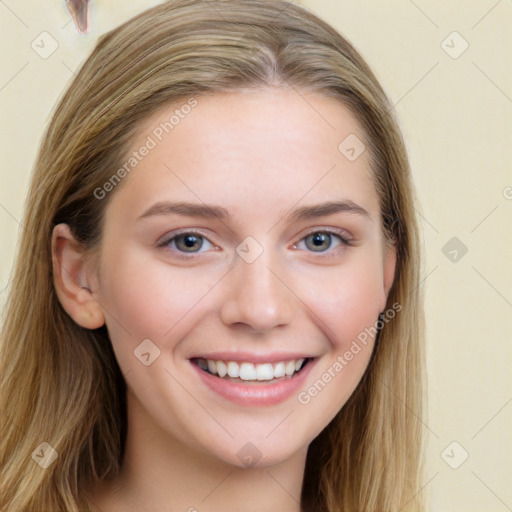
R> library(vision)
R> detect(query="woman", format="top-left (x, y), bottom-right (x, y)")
top-left (0, 1), bottom-right (426, 510)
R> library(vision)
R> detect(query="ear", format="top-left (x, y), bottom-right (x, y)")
top-left (380, 241), bottom-right (397, 312)
top-left (51, 223), bottom-right (105, 329)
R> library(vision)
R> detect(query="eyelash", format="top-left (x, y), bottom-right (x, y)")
top-left (157, 228), bottom-right (352, 260)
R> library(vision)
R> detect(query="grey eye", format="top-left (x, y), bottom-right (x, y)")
top-left (304, 232), bottom-right (334, 252)
top-left (174, 233), bottom-right (205, 252)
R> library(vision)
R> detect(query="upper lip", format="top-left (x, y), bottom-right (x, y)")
top-left (190, 352), bottom-right (316, 364)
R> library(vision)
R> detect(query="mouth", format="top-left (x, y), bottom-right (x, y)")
top-left (189, 355), bottom-right (316, 406)
top-left (191, 357), bottom-right (313, 384)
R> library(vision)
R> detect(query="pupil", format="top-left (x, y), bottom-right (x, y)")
top-left (309, 233), bottom-right (329, 251)
top-left (180, 234), bottom-right (201, 251)
top-left (184, 235), bottom-right (196, 247)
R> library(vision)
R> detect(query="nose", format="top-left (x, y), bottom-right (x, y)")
top-left (219, 251), bottom-right (296, 334)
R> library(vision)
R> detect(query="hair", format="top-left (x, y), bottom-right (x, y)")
top-left (0, 1), bottom-right (426, 510)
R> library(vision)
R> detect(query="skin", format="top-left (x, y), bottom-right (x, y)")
top-left (52, 88), bottom-right (396, 512)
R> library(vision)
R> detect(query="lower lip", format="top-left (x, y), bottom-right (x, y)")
top-left (191, 359), bottom-right (316, 406)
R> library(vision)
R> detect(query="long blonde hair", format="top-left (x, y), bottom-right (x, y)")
top-left (0, 1), bottom-right (426, 510)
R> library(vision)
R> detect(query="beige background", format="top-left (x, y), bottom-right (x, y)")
top-left (1, 1), bottom-right (511, 510)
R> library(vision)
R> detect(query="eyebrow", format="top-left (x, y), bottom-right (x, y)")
top-left (137, 200), bottom-right (370, 222)
top-left (284, 200), bottom-right (370, 223)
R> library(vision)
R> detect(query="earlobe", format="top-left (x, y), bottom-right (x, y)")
top-left (51, 223), bottom-right (105, 329)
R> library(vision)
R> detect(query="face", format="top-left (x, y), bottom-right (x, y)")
top-left (87, 88), bottom-right (395, 468)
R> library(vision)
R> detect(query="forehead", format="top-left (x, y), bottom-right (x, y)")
top-left (104, 88), bottom-right (379, 224)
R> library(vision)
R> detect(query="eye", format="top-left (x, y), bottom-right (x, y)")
top-left (157, 231), bottom-right (214, 255)
top-left (157, 228), bottom-right (351, 259)
top-left (294, 229), bottom-right (350, 254)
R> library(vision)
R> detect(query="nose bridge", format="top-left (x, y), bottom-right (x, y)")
top-left (219, 244), bottom-right (295, 332)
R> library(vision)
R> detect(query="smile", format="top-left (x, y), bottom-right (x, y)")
top-left (190, 356), bottom-right (316, 406)
top-left (193, 357), bottom-right (310, 381)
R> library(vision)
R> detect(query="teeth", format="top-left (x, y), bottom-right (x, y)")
top-left (273, 362), bottom-right (285, 378)
top-left (197, 358), bottom-right (308, 381)
top-left (216, 360), bottom-right (227, 378)
top-left (256, 363), bottom-right (273, 380)
top-left (285, 360), bottom-right (296, 376)
top-left (227, 361), bottom-right (239, 378)
top-left (239, 362), bottom-right (257, 380)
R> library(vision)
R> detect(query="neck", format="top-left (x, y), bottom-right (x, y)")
top-left (87, 390), bottom-right (307, 512)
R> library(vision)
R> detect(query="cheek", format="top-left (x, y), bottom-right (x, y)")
top-left (96, 249), bottom-right (217, 356)
top-left (294, 255), bottom-right (384, 422)
top-left (303, 252), bottom-right (385, 348)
